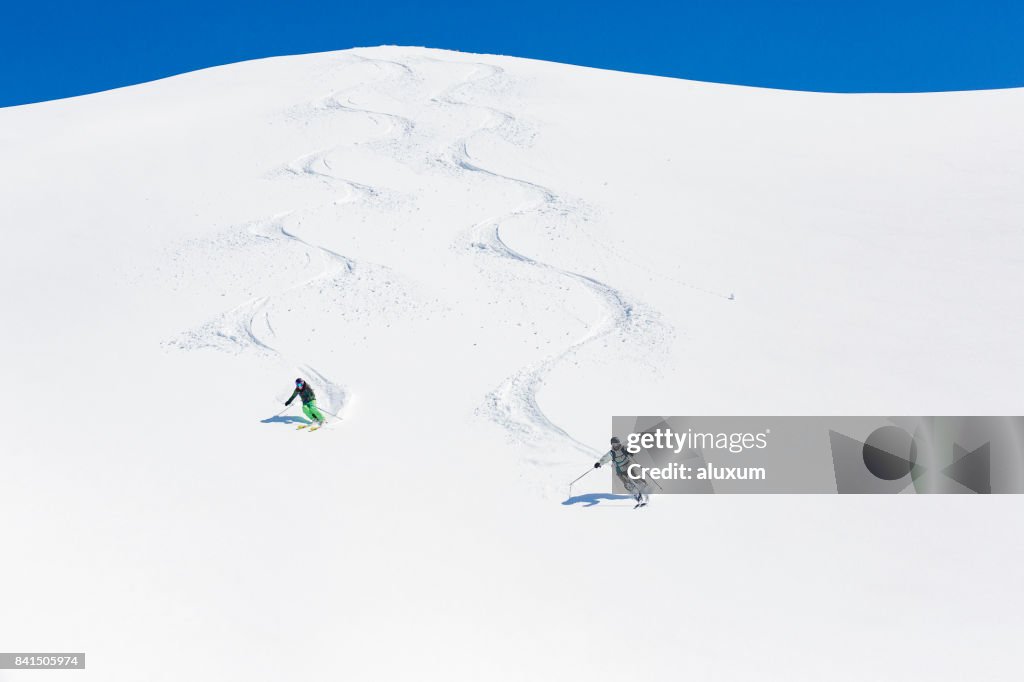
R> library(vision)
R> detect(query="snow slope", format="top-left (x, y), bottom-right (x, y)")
top-left (1, 46), bottom-right (1023, 681)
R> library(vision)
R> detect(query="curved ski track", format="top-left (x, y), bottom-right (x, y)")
top-left (428, 59), bottom-right (669, 458)
top-left (169, 52), bottom-right (669, 447)
top-left (167, 55), bottom-right (418, 416)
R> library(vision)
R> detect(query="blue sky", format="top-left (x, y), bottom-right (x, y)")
top-left (3, 0), bottom-right (1023, 107)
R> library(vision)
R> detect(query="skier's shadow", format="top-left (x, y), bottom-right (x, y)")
top-left (260, 415), bottom-right (310, 425)
top-left (562, 493), bottom-right (634, 507)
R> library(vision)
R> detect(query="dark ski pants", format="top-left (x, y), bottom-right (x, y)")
top-left (616, 469), bottom-right (649, 502)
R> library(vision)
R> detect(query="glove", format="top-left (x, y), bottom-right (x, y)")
top-left (284, 401), bottom-right (291, 407)
top-left (593, 462), bottom-right (601, 469)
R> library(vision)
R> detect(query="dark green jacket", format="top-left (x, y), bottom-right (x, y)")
top-left (286, 384), bottom-right (316, 406)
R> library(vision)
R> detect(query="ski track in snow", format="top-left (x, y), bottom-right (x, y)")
top-left (427, 59), bottom-right (669, 458)
top-left (166, 51), bottom-right (669, 448)
top-left (166, 54), bottom-right (421, 418)
top-left (164, 211), bottom-right (354, 415)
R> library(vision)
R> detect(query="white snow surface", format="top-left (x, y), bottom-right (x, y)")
top-left (2, 46), bottom-right (1023, 681)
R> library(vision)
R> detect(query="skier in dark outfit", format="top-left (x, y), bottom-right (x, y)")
top-left (594, 436), bottom-right (650, 507)
top-left (285, 378), bottom-right (325, 426)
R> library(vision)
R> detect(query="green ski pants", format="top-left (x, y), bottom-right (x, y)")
top-left (302, 401), bottom-right (326, 424)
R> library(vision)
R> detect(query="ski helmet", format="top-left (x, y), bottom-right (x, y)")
top-left (295, 378), bottom-right (305, 387)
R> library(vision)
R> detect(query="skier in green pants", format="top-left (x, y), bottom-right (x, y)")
top-left (285, 378), bottom-right (325, 427)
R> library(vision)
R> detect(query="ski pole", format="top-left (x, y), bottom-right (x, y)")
top-left (568, 466), bottom-right (595, 497)
top-left (317, 406), bottom-right (344, 421)
top-left (261, 402), bottom-right (292, 424)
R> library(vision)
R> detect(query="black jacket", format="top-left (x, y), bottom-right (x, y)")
top-left (286, 384), bottom-right (316, 406)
